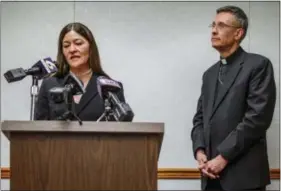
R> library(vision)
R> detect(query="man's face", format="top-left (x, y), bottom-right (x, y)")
top-left (211, 12), bottom-right (243, 50)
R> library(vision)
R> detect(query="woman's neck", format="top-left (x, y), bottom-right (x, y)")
top-left (70, 67), bottom-right (93, 87)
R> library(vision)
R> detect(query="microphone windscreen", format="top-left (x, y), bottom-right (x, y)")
top-left (97, 76), bottom-right (121, 99)
top-left (32, 57), bottom-right (58, 79)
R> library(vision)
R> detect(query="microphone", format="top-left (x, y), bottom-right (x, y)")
top-left (4, 57), bottom-right (57, 83)
top-left (49, 72), bottom-right (85, 125)
top-left (97, 76), bottom-right (134, 122)
top-left (97, 76), bottom-right (122, 100)
top-left (3, 57), bottom-right (57, 120)
top-left (49, 72), bottom-right (86, 103)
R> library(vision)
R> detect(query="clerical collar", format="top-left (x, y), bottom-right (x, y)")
top-left (220, 46), bottom-right (243, 65)
top-left (221, 59), bottom-right (227, 65)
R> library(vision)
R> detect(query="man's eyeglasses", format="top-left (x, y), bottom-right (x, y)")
top-left (209, 22), bottom-right (241, 30)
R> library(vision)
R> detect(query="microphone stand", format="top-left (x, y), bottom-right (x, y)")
top-left (97, 99), bottom-right (118, 122)
top-left (30, 76), bottom-right (39, 120)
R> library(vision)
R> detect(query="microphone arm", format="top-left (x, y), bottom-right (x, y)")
top-left (108, 92), bottom-right (121, 105)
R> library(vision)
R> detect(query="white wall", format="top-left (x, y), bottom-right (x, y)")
top-left (1, 2), bottom-right (279, 190)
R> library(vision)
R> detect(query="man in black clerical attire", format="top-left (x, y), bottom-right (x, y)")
top-left (191, 5), bottom-right (276, 191)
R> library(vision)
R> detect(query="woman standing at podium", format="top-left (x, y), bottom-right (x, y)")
top-left (34, 22), bottom-right (131, 121)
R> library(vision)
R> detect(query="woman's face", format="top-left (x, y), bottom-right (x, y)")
top-left (62, 30), bottom-right (90, 70)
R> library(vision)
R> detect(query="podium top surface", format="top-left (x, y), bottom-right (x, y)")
top-left (1, 120), bottom-right (164, 136)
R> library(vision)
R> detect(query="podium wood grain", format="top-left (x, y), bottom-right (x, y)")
top-left (2, 121), bottom-right (164, 191)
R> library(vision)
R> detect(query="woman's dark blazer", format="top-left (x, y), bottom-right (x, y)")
top-left (34, 73), bottom-right (126, 121)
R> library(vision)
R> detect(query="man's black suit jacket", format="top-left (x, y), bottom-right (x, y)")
top-left (34, 73), bottom-right (126, 121)
top-left (191, 47), bottom-right (276, 190)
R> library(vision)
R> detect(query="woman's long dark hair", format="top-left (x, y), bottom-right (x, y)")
top-left (55, 22), bottom-right (109, 78)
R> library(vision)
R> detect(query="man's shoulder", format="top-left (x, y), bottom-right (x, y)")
top-left (244, 51), bottom-right (272, 70)
top-left (202, 61), bottom-right (220, 77)
top-left (206, 62), bottom-right (219, 71)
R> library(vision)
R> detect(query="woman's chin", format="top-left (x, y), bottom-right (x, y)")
top-left (69, 62), bottom-right (86, 69)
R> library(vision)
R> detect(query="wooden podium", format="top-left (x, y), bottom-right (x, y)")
top-left (1, 120), bottom-right (164, 190)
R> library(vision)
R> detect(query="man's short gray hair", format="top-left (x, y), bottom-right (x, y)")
top-left (217, 5), bottom-right (249, 42)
